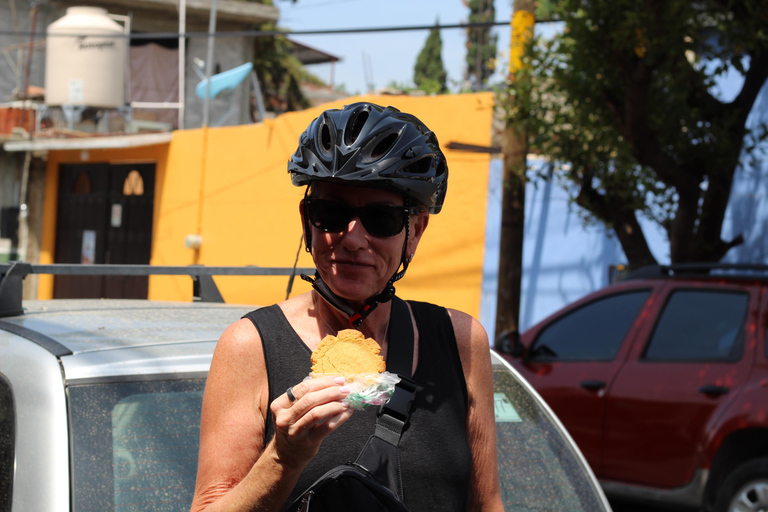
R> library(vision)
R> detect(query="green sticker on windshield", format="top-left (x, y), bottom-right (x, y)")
top-left (494, 392), bottom-right (522, 423)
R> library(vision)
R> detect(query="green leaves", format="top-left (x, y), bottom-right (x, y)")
top-left (500, 0), bottom-right (768, 264)
top-left (466, 0), bottom-right (498, 88)
top-left (414, 23), bottom-right (448, 94)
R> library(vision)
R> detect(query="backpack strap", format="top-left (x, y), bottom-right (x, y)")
top-left (372, 296), bottom-right (415, 445)
top-left (353, 296), bottom-right (416, 501)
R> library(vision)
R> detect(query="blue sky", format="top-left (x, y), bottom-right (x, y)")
top-left (276, 0), bottom-right (513, 95)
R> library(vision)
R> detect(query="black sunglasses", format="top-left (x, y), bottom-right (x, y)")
top-left (305, 198), bottom-right (419, 238)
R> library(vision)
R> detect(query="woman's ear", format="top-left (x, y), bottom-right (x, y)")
top-left (407, 212), bottom-right (429, 257)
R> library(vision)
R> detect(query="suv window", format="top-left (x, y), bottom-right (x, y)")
top-left (0, 375), bottom-right (13, 512)
top-left (644, 290), bottom-right (749, 361)
top-left (68, 378), bottom-right (206, 512)
top-left (529, 290), bottom-right (651, 362)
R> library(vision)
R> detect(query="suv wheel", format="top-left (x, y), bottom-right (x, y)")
top-left (715, 458), bottom-right (768, 512)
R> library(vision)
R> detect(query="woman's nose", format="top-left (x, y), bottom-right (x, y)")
top-left (340, 217), bottom-right (368, 249)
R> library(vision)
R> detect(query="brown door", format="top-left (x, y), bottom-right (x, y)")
top-left (53, 163), bottom-right (155, 299)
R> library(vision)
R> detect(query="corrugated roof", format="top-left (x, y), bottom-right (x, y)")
top-left (288, 39), bottom-right (341, 65)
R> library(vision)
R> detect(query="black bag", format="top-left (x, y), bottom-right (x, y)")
top-left (292, 463), bottom-right (408, 512)
top-left (287, 298), bottom-right (416, 512)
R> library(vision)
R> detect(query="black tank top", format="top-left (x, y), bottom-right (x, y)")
top-left (244, 301), bottom-right (472, 511)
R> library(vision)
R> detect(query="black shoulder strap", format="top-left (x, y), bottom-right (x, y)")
top-left (376, 296), bottom-right (416, 437)
top-left (384, 296), bottom-right (414, 377)
top-left (353, 296), bottom-right (416, 501)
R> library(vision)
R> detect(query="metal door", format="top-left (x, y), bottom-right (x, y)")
top-left (53, 163), bottom-right (155, 299)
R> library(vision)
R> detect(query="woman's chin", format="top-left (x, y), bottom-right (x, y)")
top-left (324, 279), bottom-right (380, 304)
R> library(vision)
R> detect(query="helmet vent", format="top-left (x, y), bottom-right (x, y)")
top-left (320, 124), bottom-right (333, 153)
top-left (435, 158), bottom-right (447, 177)
top-left (359, 130), bottom-right (399, 164)
top-left (402, 157), bottom-right (432, 175)
top-left (345, 109), bottom-right (370, 146)
top-left (371, 133), bottom-right (398, 159)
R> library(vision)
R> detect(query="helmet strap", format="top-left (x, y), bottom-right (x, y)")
top-left (300, 271), bottom-right (395, 327)
top-left (302, 187), bottom-right (312, 252)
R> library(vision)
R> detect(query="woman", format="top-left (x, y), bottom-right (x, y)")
top-left (191, 102), bottom-right (503, 511)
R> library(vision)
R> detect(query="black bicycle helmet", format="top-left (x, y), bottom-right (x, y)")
top-left (289, 102), bottom-right (448, 214)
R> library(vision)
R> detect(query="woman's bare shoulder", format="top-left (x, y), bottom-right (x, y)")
top-left (214, 317), bottom-right (262, 359)
top-left (446, 309), bottom-right (489, 347)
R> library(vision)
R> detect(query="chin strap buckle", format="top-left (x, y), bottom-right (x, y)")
top-left (301, 273), bottom-right (396, 327)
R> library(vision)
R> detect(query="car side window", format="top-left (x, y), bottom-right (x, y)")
top-left (643, 290), bottom-right (749, 361)
top-left (0, 375), bottom-right (13, 512)
top-left (529, 290), bottom-right (651, 362)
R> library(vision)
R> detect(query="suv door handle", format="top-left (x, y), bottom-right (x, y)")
top-left (580, 380), bottom-right (607, 391)
top-left (698, 385), bottom-right (730, 396)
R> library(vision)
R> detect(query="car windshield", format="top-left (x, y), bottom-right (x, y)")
top-left (67, 357), bottom-right (609, 512)
top-left (492, 352), bottom-right (610, 511)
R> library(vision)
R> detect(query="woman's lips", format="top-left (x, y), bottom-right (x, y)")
top-left (333, 259), bottom-right (374, 269)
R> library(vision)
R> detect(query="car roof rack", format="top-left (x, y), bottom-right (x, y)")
top-left (625, 263), bottom-right (768, 281)
top-left (0, 261), bottom-right (315, 318)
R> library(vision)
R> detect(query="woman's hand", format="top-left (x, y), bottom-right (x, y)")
top-left (270, 375), bottom-right (354, 470)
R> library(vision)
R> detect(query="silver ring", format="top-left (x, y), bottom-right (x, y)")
top-left (286, 386), bottom-right (297, 403)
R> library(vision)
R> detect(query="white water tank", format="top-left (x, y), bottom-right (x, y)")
top-left (45, 7), bottom-right (126, 108)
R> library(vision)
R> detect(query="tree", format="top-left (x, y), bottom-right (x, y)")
top-left (505, 0), bottom-right (768, 268)
top-left (252, 22), bottom-right (325, 116)
top-left (414, 22), bottom-right (448, 94)
top-left (465, 0), bottom-right (498, 89)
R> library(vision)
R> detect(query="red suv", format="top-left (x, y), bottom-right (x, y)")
top-left (499, 264), bottom-right (768, 512)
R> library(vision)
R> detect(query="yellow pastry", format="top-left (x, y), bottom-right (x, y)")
top-left (311, 329), bottom-right (386, 374)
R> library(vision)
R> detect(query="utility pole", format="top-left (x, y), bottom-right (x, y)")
top-left (495, 0), bottom-right (535, 341)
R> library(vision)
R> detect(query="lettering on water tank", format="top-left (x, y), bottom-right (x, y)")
top-left (68, 79), bottom-right (84, 103)
top-left (77, 38), bottom-right (116, 51)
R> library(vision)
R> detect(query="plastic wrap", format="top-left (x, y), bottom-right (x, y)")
top-left (308, 372), bottom-right (401, 410)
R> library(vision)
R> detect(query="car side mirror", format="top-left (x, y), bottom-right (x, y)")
top-left (495, 330), bottom-right (524, 358)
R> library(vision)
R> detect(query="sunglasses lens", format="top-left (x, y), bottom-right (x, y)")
top-left (307, 199), bottom-right (407, 237)
top-left (308, 200), bottom-right (350, 232)
top-left (360, 206), bottom-right (406, 237)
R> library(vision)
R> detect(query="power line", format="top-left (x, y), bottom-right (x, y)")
top-left (0, 20), bottom-right (516, 40)
top-left (280, 0), bottom-right (366, 11)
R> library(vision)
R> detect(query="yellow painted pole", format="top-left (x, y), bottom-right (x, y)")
top-left (509, 6), bottom-right (535, 75)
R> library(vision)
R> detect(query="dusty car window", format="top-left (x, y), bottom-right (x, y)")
top-left (493, 357), bottom-right (606, 510)
top-left (644, 290), bottom-right (749, 361)
top-left (0, 375), bottom-right (13, 512)
top-left (529, 290), bottom-right (650, 361)
top-left (68, 378), bottom-right (205, 512)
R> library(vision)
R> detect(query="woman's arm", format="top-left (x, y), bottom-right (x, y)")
top-left (190, 318), bottom-right (353, 512)
top-left (449, 310), bottom-right (505, 512)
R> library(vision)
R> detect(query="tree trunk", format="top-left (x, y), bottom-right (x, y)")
top-left (495, 126), bottom-right (526, 340)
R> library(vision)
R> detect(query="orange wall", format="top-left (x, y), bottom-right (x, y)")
top-left (40, 93), bottom-right (495, 317)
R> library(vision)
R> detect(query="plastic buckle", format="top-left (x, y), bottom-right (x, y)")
top-left (379, 376), bottom-right (416, 423)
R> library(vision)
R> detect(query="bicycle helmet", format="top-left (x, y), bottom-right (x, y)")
top-left (289, 102), bottom-right (448, 214)
top-left (290, 102), bottom-right (449, 326)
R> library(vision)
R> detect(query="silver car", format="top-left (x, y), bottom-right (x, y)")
top-left (0, 265), bottom-right (610, 511)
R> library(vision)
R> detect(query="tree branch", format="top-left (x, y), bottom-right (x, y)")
top-left (574, 165), bottom-right (657, 268)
